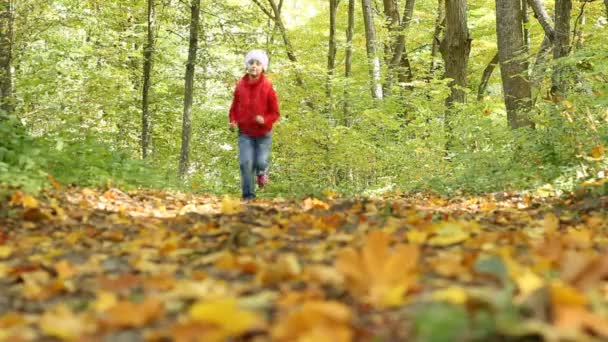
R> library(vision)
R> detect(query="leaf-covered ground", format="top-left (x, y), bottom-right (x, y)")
top-left (1, 187), bottom-right (608, 341)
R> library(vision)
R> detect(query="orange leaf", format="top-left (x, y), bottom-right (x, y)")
top-left (272, 301), bottom-right (352, 342)
top-left (591, 145), bottom-right (605, 159)
top-left (554, 306), bottom-right (608, 338)
top-left (101, 299), bottom-right (163, 328)
top-left (336, 231), bottom-right (419, 307)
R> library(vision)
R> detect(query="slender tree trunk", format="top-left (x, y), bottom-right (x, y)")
top-left (253, 0), bottom-right (305, 87)
top-left (141, 0), bottom-right (155, 159)
top-left (522, 0), bottom-right (530, 52)
top-left (344, 0), bottom-right (355, 126)
top-left (552, 0), bottom-right (571, 96)
top-left (605, 0), bottom-right (608, 19)
top-left (384, 0), bottom-right (415, 94)
top-left (361, 0), bottom-right (383, 99)
top-left (0, 0), bottom-right (13, 113)
top-left (527, 0), bottom-right (555, 95)
top-left (496, 0), bottom-right (533, 129)
top-left (572, 1), bottom-right (587, 51)
top-left (531, 35), bottom-right (553, 92)
top-left (477, 53), bottom-right (499, 101)
top-left (327, 0), bottom-right (339, 98)
top-left (178, 0), bottom-right (200, 179)
top-left (527, 0), bottom-right (555, 41)
top-left (439, 0), bottom-right (471, 106)
top-left (429, 0), bottom-right (444, 77)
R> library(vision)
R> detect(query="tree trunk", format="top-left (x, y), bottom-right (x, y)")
top-left (496, 0), bottom-right (533, 129)
top-left (361, 0), bottom-right (383, 99)
top-left (141, 0), bottom-right (155, 159)
top-left (344, 0), bottom-right (355, 126)
top-left (327, 0), bottom-right (339, 98)
top-left (605, 0), bottom-right (608, 19)
top-left (382, 0), bottom-right (400, 96)
top-left (552, 0), bottom-right (571, 96)
top-left (531, 35), bottom-right (553, 92)
top-left (522, 0), bottom-right (530, 52)
top-left (178, 0), bottom-right (200, 179)
top-left (527, 0), bottom-right (555, 41)
top-left (572, 1), bottom-right (587, 51)
top-left (429, 0), bottom-right (444, 77)
top-left (439, 0), bottom-right (471, 106)
top-left (253, 0), bottom-right (304, 87)
top-left (383, 0), bottom-right (415, 94)
top-left (0, 0), bottom-right (13, 113)
top-left (477, 53), bottom-right (499, 100)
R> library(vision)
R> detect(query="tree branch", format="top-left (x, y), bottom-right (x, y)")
top-left (527, 0), bottom-right (555, 42)
top-left (252, 0), bottom-right (274, 19)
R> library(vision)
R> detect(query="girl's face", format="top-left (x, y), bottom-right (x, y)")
top-left (247, 59), bottom-right (264, 78)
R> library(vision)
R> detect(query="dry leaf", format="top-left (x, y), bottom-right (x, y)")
top-left (39, 305), bottom-right (94, 340)
top-left (188, 297), bottom-right (259, 340)
top-left (554, 306), bottom-right (608, 338)
top-left (336, 230), bottom-right (419, 307)
top-left (221, 196), bottom-right (243, 214)
top-left (101, 299), bottom-right (163, 328)
top-left (272, 301), bottom-right (352, 342)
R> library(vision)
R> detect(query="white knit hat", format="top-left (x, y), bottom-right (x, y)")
top-left (244, 49), bottom-right (269, 71)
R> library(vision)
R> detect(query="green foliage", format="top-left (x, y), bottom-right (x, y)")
top-left (45, 135), bottom-right (182, 190)
top-left (0, 111), bottom-right (46, 192)
top-left (5, 0), bottom-right (608, 197)
top-left (413, 303), bottom-right (498, 342)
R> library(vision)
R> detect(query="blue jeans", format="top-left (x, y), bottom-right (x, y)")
top-left (238, 131), bottom-right (272, 199)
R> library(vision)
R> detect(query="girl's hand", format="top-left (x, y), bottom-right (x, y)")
top-left (229, 121), bottom-right (237, 130)
top-left (255, 115), bottom-right (265, 124)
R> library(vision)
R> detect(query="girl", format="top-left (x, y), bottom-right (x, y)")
top-left (229, 50), bottom-right (280, 200)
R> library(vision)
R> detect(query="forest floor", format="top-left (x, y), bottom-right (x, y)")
top-left (1, 187), bottom-right (608, 341)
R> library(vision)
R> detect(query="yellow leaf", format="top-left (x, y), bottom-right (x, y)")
top-left (302, 197), bottom-right (330, 211)
top-left (406, 229), bottom-right (428, 245)
top-left (561, 100), bottom-right (574, 110)
top-left (0, 246), bottom-right (13, 259)
top-left (272, 301), bottom-right (352, 342)
top-left (220, 196), bottom-right (243, 214)
top-left (189, 297), bottom-right (258, 338)
top-left (54, 260), bottom-right (76, 279)
top-left (39, 305), bottom-right (92, 340)
top-left (551, 282), bottom-right (587, 307)
top-left (542, 213), bottom-right (560, 233)
top-left (92, 291), bottom-right (118, 312)
top-left (102, 299), bottom-right (163, 328)
top-left (514, 268), bottom-right (544, 298)
top-left (591, 145), bottom-right (605, 159)
top-left (432, 286), bottom-right (468, 305)
top-left (428, 222), bottom-right (470, 246)
top-left (336, 231), bottom-right (419, 308)
top-left (9, 191), bottom-right (38, 208)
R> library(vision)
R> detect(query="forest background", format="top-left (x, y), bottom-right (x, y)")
top-left (1, 0), bottom-right (607, 198)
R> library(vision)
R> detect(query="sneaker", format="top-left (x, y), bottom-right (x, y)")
top-left (257, 174), bottom-right (268, 188)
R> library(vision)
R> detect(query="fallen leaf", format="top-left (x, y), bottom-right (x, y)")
top-left (272, 301), bottom-right (352, 342)
top-left (336, 230), bottom-right (419, 307)
top-left (39, 305), bottom-right (94, 340)
top-left (101, 299), bottom-right (163, 328)
top-left (188, 297), bottom-right (259, 339)
top-left (221, 196), bottom-right (243, 214)
top-left (554, 306), bottom-right (608, 338)
top-left (427, 221), bottom-right (472, 246)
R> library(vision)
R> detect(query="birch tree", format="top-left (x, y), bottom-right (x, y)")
top-left (361, 0), bottom-right (382, 99)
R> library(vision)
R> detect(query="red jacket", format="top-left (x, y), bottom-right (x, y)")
top-left (229, 73), bottom-right (279, 137)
